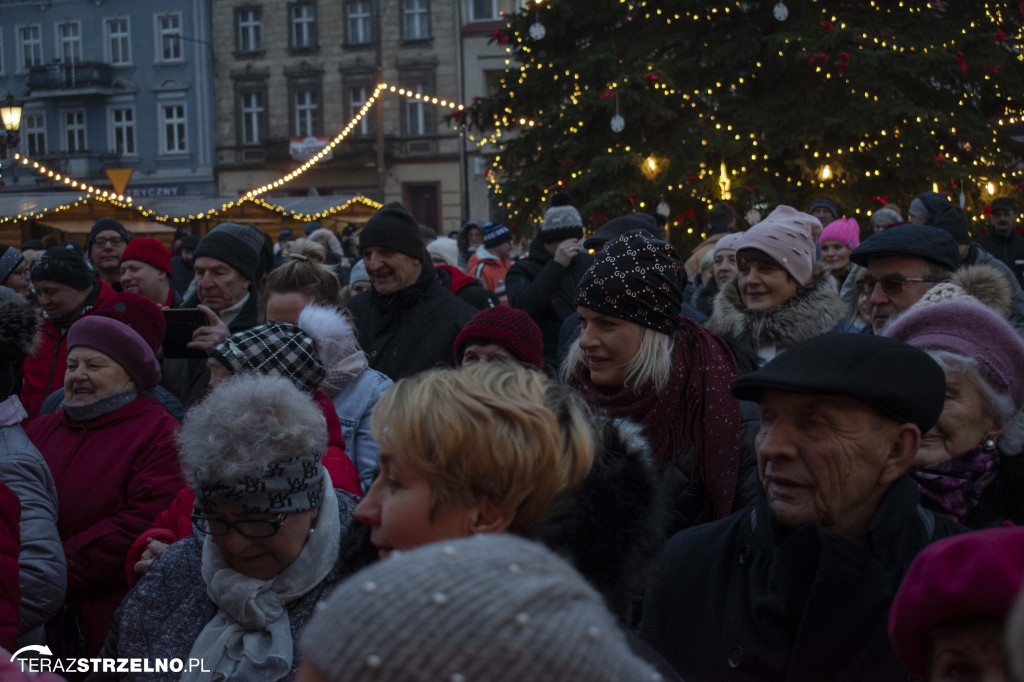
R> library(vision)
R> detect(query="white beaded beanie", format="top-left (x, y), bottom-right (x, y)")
top-left (299, 534), bottom-right (663, 682)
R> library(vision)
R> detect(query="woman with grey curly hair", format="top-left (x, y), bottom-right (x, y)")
top-left (98, 374), bottom-right (361, 682)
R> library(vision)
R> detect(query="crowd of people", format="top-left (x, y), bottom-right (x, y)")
top-left (0, 190), bottom-right (1022, 681)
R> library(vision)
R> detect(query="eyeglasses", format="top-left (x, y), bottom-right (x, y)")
top-left (191, 512), bottom-right (287, 538)
top-left (855, 276), bottom-right (946, 297)
top-left (94, 237), bottom-right (125, 247)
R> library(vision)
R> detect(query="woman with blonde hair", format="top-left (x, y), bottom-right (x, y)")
top-left (349, 363), bottom-right (664, 623)
top-left (563, 230), bottom-right (750, 532)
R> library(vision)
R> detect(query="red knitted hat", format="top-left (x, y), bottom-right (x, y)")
top-left (889, 526), bottom-right (1024, 679)
top-left (92, 292), bottom-right (166, 353)
top-left (453, 307), bottom-right (543, 369)
top-left (120, 236), bottom-right (172, 276)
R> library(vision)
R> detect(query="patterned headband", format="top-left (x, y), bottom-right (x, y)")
top-left (195, 451), bottom-right (326, 514)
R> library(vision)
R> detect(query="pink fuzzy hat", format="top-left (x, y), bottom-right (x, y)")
top-left (884, 298), bottom-right (1024, 410)
top-left (737, 206), bottom-right (817, 285)
top-left (818, 217), bottom-right (861, 250)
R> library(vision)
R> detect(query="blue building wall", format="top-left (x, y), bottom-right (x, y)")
top-left (0, 0), bottom-right (216, 197)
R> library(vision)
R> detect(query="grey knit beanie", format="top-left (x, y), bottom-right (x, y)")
top-left (194, 222), bottom-right (264, 282)
top-left (299, 534), bottom-right (663, 682)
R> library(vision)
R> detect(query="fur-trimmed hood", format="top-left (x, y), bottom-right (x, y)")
top-left (526, 417), bottom-right (667, 624)
top-left (707, 261), bottom-right (845, 352)
top-left (0, 287), bottom-right (41, 358)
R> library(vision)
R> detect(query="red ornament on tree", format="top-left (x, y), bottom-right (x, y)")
top-left (821, 20), bottom-right (835, 33)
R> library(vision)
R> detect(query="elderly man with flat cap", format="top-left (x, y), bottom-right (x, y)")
top-left (641, 334), bottom-right (965, 682)
top-left (345, 202), bottom-right (476, 380)
top-left (847, 223), bottom-right (960, 334)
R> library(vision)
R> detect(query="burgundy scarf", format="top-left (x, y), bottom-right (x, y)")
top-left (911, 444), bottom-right (999, 524)
top-left (569, 317), bottom-right (742, 520)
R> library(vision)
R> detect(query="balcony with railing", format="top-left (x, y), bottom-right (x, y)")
top-left (27, 61), bottom-right (116, 96)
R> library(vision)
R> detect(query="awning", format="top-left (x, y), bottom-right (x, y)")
top-left (35, 219), bottom-right (176, 234)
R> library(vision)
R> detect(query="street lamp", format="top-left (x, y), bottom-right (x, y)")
top-left (0, 93), bottom-right (23, 157)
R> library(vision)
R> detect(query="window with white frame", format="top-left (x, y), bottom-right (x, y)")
top-left (469, 0), bottom-right (499, 21)
top-left (157, 14), bottom-right (183, 62)
top-left (239, 90), bottom-right (265, 145)
top-left (290, 4), bottom-right (316, 50)
top-left (57, 22), bottom-right (82, 63)
top-left (18, 25), bottom-right (43, 70)
top-left (405, 85), bottom-right (430, 136)
top-left (293, 89), bottom-right (319, 137)
top-left (106, 18), bottom-right (132, 65)
top-left (402, 0), bottom-right (430, 41)
top-left (346, 1), bottom-right (372, 45)
top-left (22, 112), bottom-right (46, 156)
top-left (347, 85), bottom-right (372, 137)
top-left (62, 110), bottom-right (87, 153)
top-left (236, 7), bottom-right (261, 54)
top-left (110, 107), bottom-right (136, 155)
top-left (159, 103), bottom-right (187, 153)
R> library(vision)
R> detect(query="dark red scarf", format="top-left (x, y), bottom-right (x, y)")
top-left (569, 317), bottom-right (742, 520)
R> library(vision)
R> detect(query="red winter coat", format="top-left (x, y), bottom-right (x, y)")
top-left (20, 280), bottom-right (117, 417)
top-left (124, 389), bottom-right (361, 587)
top-left (24, 396), bottom-right (183, 655)
top-left (0, 480), bottom-right (21, 652)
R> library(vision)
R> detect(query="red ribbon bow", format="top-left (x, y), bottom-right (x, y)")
top-left (642, 73), bottom-right (663, 83)
top-left (599, 90), bottom-right (616, 99)
top-left (629, 192), bottom-right (637, 205)
top-left (869, 196), bottom-right (888, 205)
top-left (491, 28), bottom-right (510, 45)
top-left (955, 51), bottom-right (968, 73)
top-left (934, 153), bottom-right (945, 167)
top-left (995, 29), bottom-right (1008, 41)
top-left (680, 207), bottom-right (696, 221)
top-left (821, 20), bottom-right (835, 33)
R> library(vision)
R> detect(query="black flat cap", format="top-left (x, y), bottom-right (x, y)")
top-left (730, 334), bottom-right (945, 434)
top-left (849, 224), bottom-right (959, 272)
top-left (583, 213), bottom-right (658, 251)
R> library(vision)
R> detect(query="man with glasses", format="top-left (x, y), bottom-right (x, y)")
top-left (0, 245), bottom-right (31, 298)
top-left (86, 217), bottom-right (132, 291)
top-left (849, 224), bottom-right (960, 334)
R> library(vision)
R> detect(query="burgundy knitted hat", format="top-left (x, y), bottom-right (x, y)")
top-left (120, 236), bottom-right (172, 276)
top-left (453, 307), bottom-right (543, 369)
top-left (92, 292), bottom-right (166, 354)
top-left (737, 206), bottom-right (817, 285)
top-left (818, 217), bottom-right (861, 250)
top-left (68, 315), bottom-right (161, 391)
top-left (884, 298), bottom-right (1024, 411)
top-left (889, 526), bottom-right (1024, 679)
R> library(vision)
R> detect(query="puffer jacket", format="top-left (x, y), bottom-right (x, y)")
top-left (345, 258), bottom-right (477, 381)
top-left (0, 396), bottom-right (65, 640)
top-left (24, 396), bottom-right (184, 655)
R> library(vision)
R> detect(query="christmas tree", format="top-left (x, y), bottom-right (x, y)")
top-left (463, 0), bottom-right (1024, 251)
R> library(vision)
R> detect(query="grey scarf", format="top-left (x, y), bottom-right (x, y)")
top-left (62, 389), bottom-right (138, 422)
top-left (181, 474), bottom-right (340, 682)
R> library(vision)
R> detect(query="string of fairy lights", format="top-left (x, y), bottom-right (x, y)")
top-left (470, 0), bottom-right (1024, 226)
top-left (4, 0), bottom-right (1022, 228)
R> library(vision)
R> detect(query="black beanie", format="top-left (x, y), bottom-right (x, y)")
top-left (358, 202), bottom-right (424, 260)
top-left (87, 217), bottom-right (131, 253)
top-left (193, 223), bottom-right (263, 282)
top-left (31, 247), bottom-right (96, 291)
top-left (931, 205), bottom-right (971, 245)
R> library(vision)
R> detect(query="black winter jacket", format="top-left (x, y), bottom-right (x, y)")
top-left (506, 236), bottom-right (593, 367)
top-left (345, 262), bottom-right (476, 380)
top-left (641, 476), bottom-right (965, 681)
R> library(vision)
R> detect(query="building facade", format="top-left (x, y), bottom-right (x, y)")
top-left (212, 0), bottom-right (516, 233)
top-left (0, 0), bottom-right (218, 198)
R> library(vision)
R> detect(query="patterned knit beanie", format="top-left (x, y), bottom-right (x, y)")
top-left (194, 223), bottom-right (263, 282)
top-left (576, 229), bottom-right (683, 334)
top-left (453, 307), bottom-right (543, 369)
top-left (737, 206), bottom-right (817, 286)
top-left (298, 534), bottom-right (663, 682)
top-left (541, 193), bottom-right (584, 243)
top-left (482, 223), bottom-right (513, 249)
top-left (210, 321), bottom-right (326, 394)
